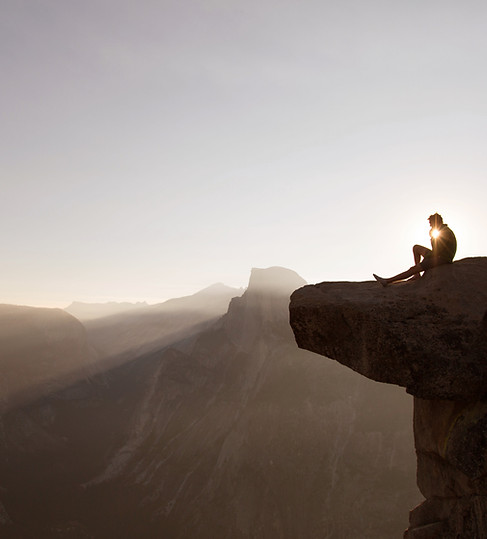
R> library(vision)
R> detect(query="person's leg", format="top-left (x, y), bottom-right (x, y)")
top-left (373, 262), bottom-right (424, 287)
top-left (373, 244), bottom-right (431, 286)
top-left (413, 244), bottom-right (431, 265)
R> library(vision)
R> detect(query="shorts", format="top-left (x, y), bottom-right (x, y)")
top-left (420, 254), bottom-right (452, 271)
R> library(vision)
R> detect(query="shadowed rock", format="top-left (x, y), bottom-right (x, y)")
top-left (289, 257), bottom-right (487, 538)
top-left (0, 304), bottom-right (98, 409)
top-left (290, 257), bottom-right (487, 400)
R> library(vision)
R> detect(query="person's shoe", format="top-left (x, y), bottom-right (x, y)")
top-left (373, 274), bottom-right (389, 287)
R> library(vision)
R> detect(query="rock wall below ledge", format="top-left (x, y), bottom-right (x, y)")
top-left (289, 257), bottom-right (487, 538)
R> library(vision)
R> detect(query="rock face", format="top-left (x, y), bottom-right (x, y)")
top-left (0, 267), bottom-right (419, 538)
top-left (289, 257), bottom-right (487, 537)
top-left (83, 283), bottom-right (242, 364)
top-left (0, 304), bottom-right (98, 410)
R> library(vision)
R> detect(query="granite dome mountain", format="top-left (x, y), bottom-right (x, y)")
top-left (1, 267), bottom-right (419, 537)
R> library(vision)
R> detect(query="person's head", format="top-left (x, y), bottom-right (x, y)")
top-left (428, 213), bottom-right (443, 228)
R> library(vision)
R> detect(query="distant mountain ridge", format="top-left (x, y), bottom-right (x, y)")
top-left (0, 267), bottom-right (420, 537)
top-left (82, 283), bottom-right (243, 364)
top-left (65, 301), bottom-right (149, 321)
top-left (0, 283), bottom-right (242, 409)
top-left (65, 284), bottom-right (244, 322)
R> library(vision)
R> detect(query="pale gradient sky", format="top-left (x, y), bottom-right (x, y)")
top-left (2, 0), bottom-right (487, 307)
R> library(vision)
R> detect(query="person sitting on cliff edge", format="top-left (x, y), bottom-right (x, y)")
top-left (373, 213), bottom-right (457, 287)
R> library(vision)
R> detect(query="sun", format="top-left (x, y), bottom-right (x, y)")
top-left (431, 229), bottom-right (441, 239)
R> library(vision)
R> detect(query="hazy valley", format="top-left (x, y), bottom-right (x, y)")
top-left (0, 267), bottom-right (421, 537)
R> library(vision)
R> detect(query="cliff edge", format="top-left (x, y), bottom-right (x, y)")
top-left (290, 257), bottom-right (487, 400)
top-left (289, 257), bottom-right (487, 538)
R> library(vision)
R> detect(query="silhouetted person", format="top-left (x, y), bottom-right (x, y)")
top-left (373, 213), bottom-right (457, 287)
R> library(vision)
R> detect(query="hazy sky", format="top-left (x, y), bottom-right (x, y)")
top-left (2, 0), bottom-right (487, 307)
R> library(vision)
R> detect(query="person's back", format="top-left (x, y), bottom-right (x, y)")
top-left (431, 223), bottom-right (457, 262)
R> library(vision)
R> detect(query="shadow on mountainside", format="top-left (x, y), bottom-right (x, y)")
top-left (0, 267), bottom-right (420, 538)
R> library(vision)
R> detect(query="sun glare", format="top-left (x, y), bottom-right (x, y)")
top-left (431, 229), bottom-right (440, 239)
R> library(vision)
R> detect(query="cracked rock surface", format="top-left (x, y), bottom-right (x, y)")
top-left (290, 257), bottom-right (487, 537)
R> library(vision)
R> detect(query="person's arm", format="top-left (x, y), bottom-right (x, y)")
top-left (429, 228), bottom-right (436, 252)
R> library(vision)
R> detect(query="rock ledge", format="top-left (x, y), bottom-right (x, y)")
top-left (289, 257), bottom-right (487, 537)
top-left (290, 257), bottom-right (487, 400)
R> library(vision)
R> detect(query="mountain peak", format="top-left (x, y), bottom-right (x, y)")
top-left (247, 266), bottom-right (306, 295)
top-left (193, 283), bottom-right (243, 296)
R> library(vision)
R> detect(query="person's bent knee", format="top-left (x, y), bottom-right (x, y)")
top-left (413, 244), bottom-right (430, 256)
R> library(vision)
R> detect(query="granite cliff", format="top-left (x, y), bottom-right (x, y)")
top-left (0, 304), bottom-right (98, 410)
top-left (290, 257), bottom-right (487, 538)
top-left (0, 268), bottom-right (418, 537)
